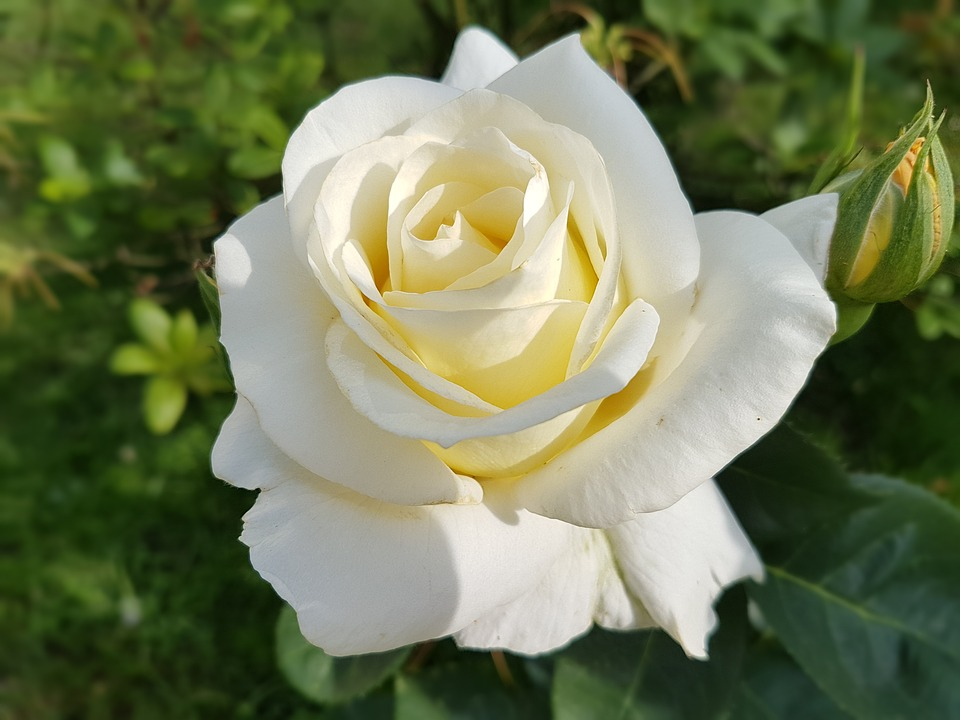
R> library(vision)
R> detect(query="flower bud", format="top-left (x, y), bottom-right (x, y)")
top-left (824, 87), bottom-right (954, 305)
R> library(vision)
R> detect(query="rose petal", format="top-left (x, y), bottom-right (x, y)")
top-left (325, 298), bottom-right (659, 447)
top-left (212, 395), bottom-right (284, 491)
top-left (440, 26), bottom-right (519, 91)
top-left (385, 126), bottom-right (542, 292)
top-left (607, 480), bottom-right (763, 659)
top-left (517, 210), bottom-right (836, 526)
top-left (398, 184), bottom-right (503, 293)
top-left (215, 196), bottom-right (482, 506)
top-left (227, 413), bottom-right (577, 654)
top-left (390, 88), bottom-right (625, 373)
top-left (454, 528), bottom-right (652, 655)
top-left (489, 35), bottom-right (700, 355)
top-left (403, 89), bottom-right (616, 285)
top-left (381, 182), bottom-right (593, 311)
top-left (760, 193), bottom-right (839, 283)
top-left (312, 240), bottom-right (504, 415)
top-left (283, 77), bottom-right (461, 261)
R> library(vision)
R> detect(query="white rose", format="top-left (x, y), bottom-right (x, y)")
top-left (212, 28), bottom-right (836, 658)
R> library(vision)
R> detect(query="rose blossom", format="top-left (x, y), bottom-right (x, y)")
top-left (212, 28), bottom-right (836, 658)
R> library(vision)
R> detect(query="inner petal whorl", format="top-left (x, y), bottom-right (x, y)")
top-left (312, 88), bottom-right (644, 477)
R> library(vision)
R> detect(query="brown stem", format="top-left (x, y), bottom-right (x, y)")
top-left (491, 650), bottom-right (515, 687)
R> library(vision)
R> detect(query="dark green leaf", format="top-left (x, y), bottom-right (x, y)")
top-left (395, 652), bottom-right (548, 720)
top-left (719, 425), bottom-right (863, 547)
top-left (728, 642), bottom-right (850, 720)
top-left (318, 691), bottom-right (395, 719)
top-left (721, 428), bottom-right (960, 719)
top-left (275, 605), bottom-right (411, 706)
top-left (550, 589), bottom-right (747, 720)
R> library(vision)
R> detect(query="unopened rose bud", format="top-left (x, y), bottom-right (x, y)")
top-left (824, 87), bottom-right (954, 307)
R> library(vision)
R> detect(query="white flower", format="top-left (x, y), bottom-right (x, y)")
top-left (212, 28), bottom-right (837, 659)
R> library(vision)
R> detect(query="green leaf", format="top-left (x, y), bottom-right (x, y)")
top-left (550, 589), bottom-right (747, 720)
top-left (728, 642), bottom-right (850, 719)
top-left (245, 105), bottom-right (290, 151)
top-left (102, 139), bottom-right (144, 187)
top-left (719, 425), bottom-right (864, 546)
top-left (228, 145), bottom-right (282, 179)
top-left (721, 429), bottom-right (960, 719)
top-left (129, 299), bottom-right (172, 353)
top-left (38, 135), bottom-right (86, 180)
top-left (119, 56), bottom-right (156, 81)
top-left (64, 209), bottom-right (96, 239)
top-left (39, 176), bottom-right (92, 202)
top-left (170, 309), bottom-right (198, 355)
top-left (395, 653), bottom-right (548, 720)
top-left (275, 605), bottom-right (411, 705)
top-left (642, 0), bottom-right (710, 38)
top-left (318, 692), bottom-right (395, 719)
top-left (227, 180), bottom-right (263, 215)
top-left (698, 30), bottom-right (748, 80)
top-left (142, 376), bottom-right (188, 435)
top-left (109, 343), bottom-right (160, 375)
top-left (809, 49), bottom-right (865, 194)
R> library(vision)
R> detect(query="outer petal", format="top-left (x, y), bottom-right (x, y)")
top-left (607, 480), bottom-right (763, 659)
top-left (283, 77), bottom-right (462, 260)
top-left (214, 196), bottom-right (481, 506)
top-left (455, 528), bottom-right (652, 654)
top-left (489, 35), bottom-right (700, 353)
top-left (219, 404), bottom-right (577, 655)
top-left (518, 211), bottom-right (836, 526)
top-left (761, 194), bottom-right (838, 283)
top-left (454, 529), bottom-right (654, 655)
top-left (440, 26), bottom-right (518, 91)
top-left (212, 396), bottom-right (284, 491)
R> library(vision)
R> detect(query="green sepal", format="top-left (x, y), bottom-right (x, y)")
top-left (829, 298), bottom-right (875, 345)
top-left (919, 127), bottom-right (955, 286)
top-left (195, 267), bottom-right (222, 336)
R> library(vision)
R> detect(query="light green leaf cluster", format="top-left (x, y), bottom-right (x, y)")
top-left (110, 298), bottom-right (230, 434)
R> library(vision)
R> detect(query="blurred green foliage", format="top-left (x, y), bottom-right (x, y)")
top-left (110, 298), bottom-right (230, 434)
top-left (2, 0), bottom-right (959, 717)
